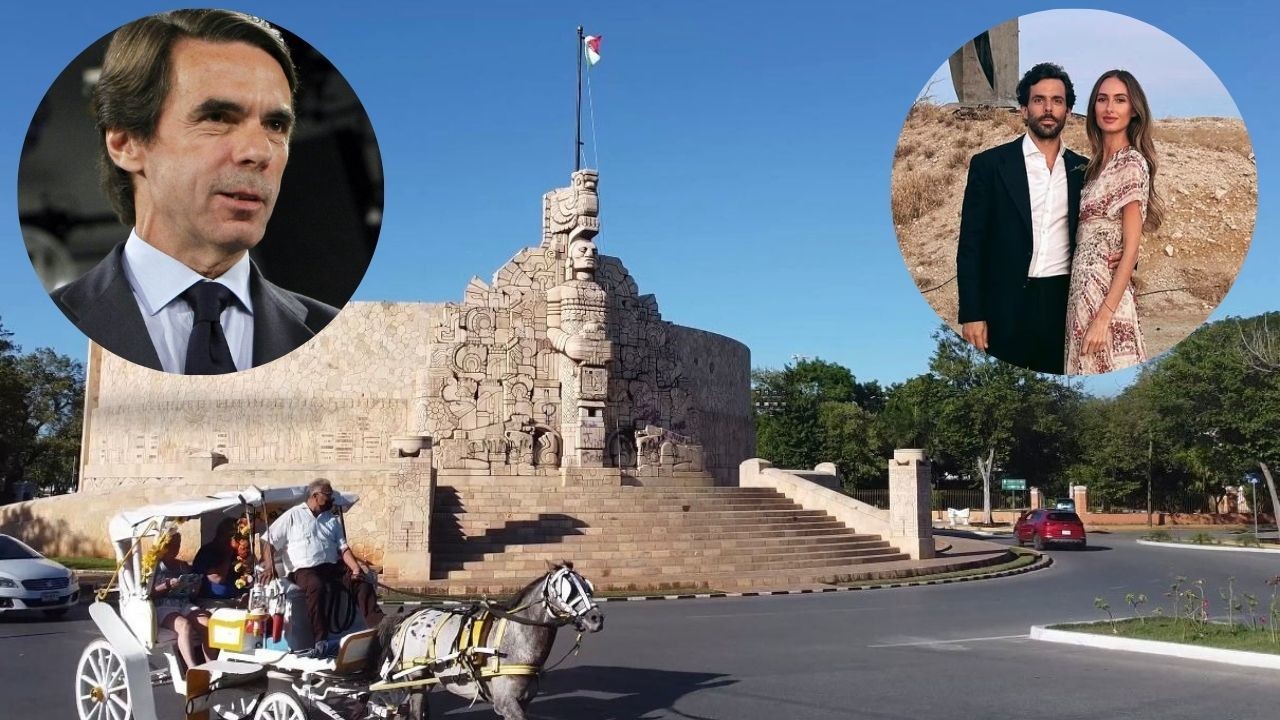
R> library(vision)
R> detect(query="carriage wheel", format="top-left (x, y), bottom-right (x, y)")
top-left (211, 694), bottom-right (261, 720)
top-left (253, 690), bottom-right (307, 720)
top-left (75, 638), bottom-right (132, 720)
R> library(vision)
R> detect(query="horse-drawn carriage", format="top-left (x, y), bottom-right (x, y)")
top-left (75, 486), bottom-right (603, 720)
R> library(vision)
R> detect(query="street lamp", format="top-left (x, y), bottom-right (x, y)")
top-left (1248, 473), bottom-right (1260, 537)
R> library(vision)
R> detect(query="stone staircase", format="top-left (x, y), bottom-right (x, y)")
top-left (426, 479), bottom-right (911, 594)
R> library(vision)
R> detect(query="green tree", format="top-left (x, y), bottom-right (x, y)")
top-left (1141, 314), bottom-right (1280, 515)
top-left (0, 319), bottom-right (84, 499)
top-left (754, 358), bottom-right (885, 475)
top-left (921, 327), bottom-right (1079, 524)
top-left (817, 402), bottom-right (885, 490)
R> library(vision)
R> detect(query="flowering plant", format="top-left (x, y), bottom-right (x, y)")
top-left (232, 512), bottom-right (255, 591)
top-left (140, 518), bottom-right (186, 585)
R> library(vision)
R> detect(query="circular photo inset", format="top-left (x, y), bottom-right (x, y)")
top-left (18, 8), bottom-right (383, 375)
top-left (890, 9), bottom-right (1256, 376)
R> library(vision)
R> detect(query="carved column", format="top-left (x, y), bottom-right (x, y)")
top-left (888, 449), bottom-right (934, 560)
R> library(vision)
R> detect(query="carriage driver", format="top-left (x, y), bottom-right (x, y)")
top-left (259, 478), bottom-right (385, 644)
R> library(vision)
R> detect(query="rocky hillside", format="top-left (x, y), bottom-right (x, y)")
top-left (891, 103), bottom-right (1256, 363)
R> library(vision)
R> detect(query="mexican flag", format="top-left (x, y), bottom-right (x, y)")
top-left (584, 34), bottom-right (601, 65)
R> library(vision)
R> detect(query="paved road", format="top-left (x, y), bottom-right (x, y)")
top-left (6, 531), bottom-right (1279, 719)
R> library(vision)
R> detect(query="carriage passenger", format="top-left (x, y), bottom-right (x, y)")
top-left (151, 533), bottom-right (208, 673)
top-left (192, 517), bottom-right (246, 603)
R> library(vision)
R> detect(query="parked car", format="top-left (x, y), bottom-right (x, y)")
top-left (1014, 509), bottom-right (1087, 550)
top-left (0, 534), bottom-right (79, 618)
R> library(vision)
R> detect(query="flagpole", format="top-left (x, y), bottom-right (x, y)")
top-left (575, 25), bottom-right (584, 172)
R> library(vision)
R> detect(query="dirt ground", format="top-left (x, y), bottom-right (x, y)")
top-left (890, 103), bottom-right (1257, 364)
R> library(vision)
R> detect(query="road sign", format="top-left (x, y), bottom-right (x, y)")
top-left (1001, 478), bottom-right (1026, 491)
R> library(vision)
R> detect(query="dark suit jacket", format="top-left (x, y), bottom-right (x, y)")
top-left (51, 243), bottom-right (339, 372)
top-left (956, 136), bottom-right (1087, 353)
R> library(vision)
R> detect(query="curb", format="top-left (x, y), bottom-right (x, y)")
top-left (1030, 622), bottom-right (1280, 670)
top-left (385, 553), bottom-right (1053, 605)
top-left (1135, 539), bottom-right (1280, 555)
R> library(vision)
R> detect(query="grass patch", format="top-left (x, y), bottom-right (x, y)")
top-left (53, 556), bottom-right (117, 570)
top-left (890, 168), bottom-right (952, 225)
top-left (1053, 617), bottom-right (1280, 655)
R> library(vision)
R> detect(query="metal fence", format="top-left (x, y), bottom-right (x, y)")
top-left (848, 487), bottom-right (1274, 516)
top-left (848, 488), bottom-right (1029, 511)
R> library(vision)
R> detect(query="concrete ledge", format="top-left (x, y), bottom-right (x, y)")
top-left (386, 553), bottom-right (1053, 604)
top-left (1031, 622), bottom-right (1280, 670)
top-left (1135, 539), bottom-right (1280, 554)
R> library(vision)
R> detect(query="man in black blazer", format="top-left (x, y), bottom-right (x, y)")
top-left (957, 63), bottom-right (1087, 375)
top-left (50, 10), bottom-right (336, 374)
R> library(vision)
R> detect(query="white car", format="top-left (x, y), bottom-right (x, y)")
top-left (0, 533), bottom-right (79, 618)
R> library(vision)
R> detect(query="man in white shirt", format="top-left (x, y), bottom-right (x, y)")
top-left (50, 10), bottom-right (336, 374)
top-left (957, 62), bottom-right (1087, 374)
top-left (260, 479), bottom-right (383, 643)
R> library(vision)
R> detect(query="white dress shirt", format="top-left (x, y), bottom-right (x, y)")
top-left (265, 503), bottom-right (349, 574)
top-left (1021, 134), bottom-right (1071, 278)
top-left (120, 230), bottom-right (255, 373)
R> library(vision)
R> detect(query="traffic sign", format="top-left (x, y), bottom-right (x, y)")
top-left (1001, 478), bottom-right (1026, 491)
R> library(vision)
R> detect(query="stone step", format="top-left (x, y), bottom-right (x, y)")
top-left (430, 531), bottom-right (885, 556)
top-left (421, 557), bottom-right (942, 596)
top-left (434, 507), bottom-right (833, 523)
top-left (433, 498), bottom-right (801, 513)
top-left (438, 482), bottom-right (745, 494)
top-left (431, 536), bottom-right (891, 566)
top-left (432, 550), bottom-right (911, 582)
top-left (434, 544), bottom-right (901, 573)
top-left (434, 490), bottom-right (788, 505)
top-left (430, 519), bottom-right (857, 543)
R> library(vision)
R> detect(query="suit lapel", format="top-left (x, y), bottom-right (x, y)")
top-left (249, 263), bottom-right (316, 367)
top-left (1066, 151), bottom-right (1086, 252)
top-left (70, 246), bottom-right (164, 371)
top-left (996, 139), bottom-right (1033, 237)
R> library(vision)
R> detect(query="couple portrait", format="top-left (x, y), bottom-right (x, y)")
top-left (892, 8), bottom-right (1256, 380)
top-left (957, 62), bottom-right (1161, 376)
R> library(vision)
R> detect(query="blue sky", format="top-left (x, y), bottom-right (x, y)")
top-left (1, 1), bottom-right (1275, 397)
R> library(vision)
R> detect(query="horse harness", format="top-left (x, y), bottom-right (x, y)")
top-left (369, 568), bottom-right (596, 698)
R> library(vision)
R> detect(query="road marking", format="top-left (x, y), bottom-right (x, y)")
top-left (867, 633), bottom-right (1028, 648)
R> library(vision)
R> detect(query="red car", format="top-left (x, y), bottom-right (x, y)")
top-left (1014, 509), bottom-right (1087, 550)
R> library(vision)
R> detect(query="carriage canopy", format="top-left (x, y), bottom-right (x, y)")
top-left (106, 486), bottom-right (359, 542)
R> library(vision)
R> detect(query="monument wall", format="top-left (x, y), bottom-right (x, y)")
top-left (4, 171), bottom-right (755, 575)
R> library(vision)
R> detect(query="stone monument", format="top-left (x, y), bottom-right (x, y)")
top-left (949, 19), bottom-right (1019, 107)
top-left (10, 169), bottom-right (754, 579)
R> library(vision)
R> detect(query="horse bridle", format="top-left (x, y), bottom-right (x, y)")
top-left (484, 567), bottom-right (598, 628)
top-left (542, 567), bottom-right (597, 622)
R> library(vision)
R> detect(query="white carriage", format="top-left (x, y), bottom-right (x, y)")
top-left (75, 486), bottom-right (405, 720)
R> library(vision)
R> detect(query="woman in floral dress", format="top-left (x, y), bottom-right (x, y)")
top-left (1065, 70), bottom-right (1164, 375)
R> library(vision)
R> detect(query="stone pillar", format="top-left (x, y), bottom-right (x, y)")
top-left (948, 19), bottom-right (1019, 107)
top-left (1030, 487), bottom-right (1042, 510)
top-left (888, 449), bottom-right (934, 560)
top-left (1071, 485), bottom-right (1089, 514)
top-left (385, 436), bottom-right (434, 587)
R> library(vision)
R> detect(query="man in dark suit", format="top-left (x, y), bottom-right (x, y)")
top-left (50, 10), bottom-right (336, 374)
top-left (957, 62), bottom-right (1087, 375)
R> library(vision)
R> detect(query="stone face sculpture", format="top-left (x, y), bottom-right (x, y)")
top-left (635, 424), bottom-right (704, 473)
top-left (414, 168), bottom-right (706, 481)
top-left (547, 234), bottom-right (613, 467)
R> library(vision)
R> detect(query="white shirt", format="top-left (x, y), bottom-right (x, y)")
top-left (120, 230), bottom-right (255, 373)
top-left (1021, 134), bottom-right (1071, 278)
top-left (265, 503), bottom-right (349, 574)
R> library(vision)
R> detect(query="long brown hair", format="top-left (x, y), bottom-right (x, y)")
top-left (1084, 69), bottom-right (1163, 233)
